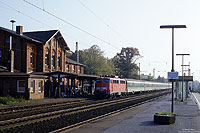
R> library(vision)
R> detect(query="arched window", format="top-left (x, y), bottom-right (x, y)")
top-left (52, 56), bottom-right (55, 66)
top-left (45, 48), bottom-right (50, 66)
top-left (45, 54), bottom-right (48, 65)
top-left (52, 50), bottom-right (56, 67)
top-left (58, 56), bottom-right (61, 67)
top-left (30, 52), bottom-right (33, 64)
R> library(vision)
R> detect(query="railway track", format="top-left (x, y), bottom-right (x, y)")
top-left (0, 90), bottom-right (170, 133)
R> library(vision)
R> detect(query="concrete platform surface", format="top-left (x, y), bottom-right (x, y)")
top-left (69, 93), bottom-right (200, 133)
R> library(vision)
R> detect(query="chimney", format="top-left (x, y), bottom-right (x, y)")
top-left (16, 26), bottom-right (23, 35)
top-left (76, 42), bottom-right (79, 63)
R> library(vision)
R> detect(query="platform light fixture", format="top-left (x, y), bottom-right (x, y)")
top-left (160, 25), bottom-right (187, 113)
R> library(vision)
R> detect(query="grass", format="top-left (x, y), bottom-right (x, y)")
top-left (155, 112), bottom-right (175, 117)
top-left (0, 96), bottom-right (27, 106)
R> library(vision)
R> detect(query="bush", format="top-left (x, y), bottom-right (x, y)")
top-left (0, 96), bottom-right (26, 105)
top-left (155, 112), bottom-right (174, 117)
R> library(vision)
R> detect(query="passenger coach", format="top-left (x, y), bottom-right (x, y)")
top-left (95, 76), bottom-right (171, 98)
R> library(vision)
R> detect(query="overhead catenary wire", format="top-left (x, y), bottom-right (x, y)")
top-left (77, 0), bottom-right (134, 47)
top-left (0, 0), bottom-right (118, 56)
top-left (22, 0), bottom-right (120, 50)
top-left (0, 1), bottom-right (91, 51)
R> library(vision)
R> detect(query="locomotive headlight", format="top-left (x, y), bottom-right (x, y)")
top-left (96, 87), bottom-right (101, 90)
top-left (102, 87), bottom-right (107, 90)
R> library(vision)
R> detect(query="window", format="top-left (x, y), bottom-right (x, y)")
top-left (48, 41), bottom-right (51, 47)
top-left (58, 56), bottom-right (61, 67)
top-left (0, 50), bottom-right (2, 58)
top-left (120, 80), bottom-right (125, 84)
top-left (6, 37), bottom-right (10, 43)
top-left (113, 80), bottom-right (119, 84)
top-left (103, 80), bottom-right (109, 84)
top-left (30, 80), bottom-right (35, 93)
top-left (45, 54), bottom-right (48, 65)
top-left (38, 80), bottom-right (43, 92)
top-left (73, 65), bottom-right (75, 71)
top-left (79, 66), bottom-right (81, 71)
top-left (17, 80), bottom-right (25, 93)
top-left (66, 64), bottom-right (69, 71)
top-left (30, 52), bottom-right (33, 64)
top-left (52, 39), bottom-right (55, 47)
top-left (52, 56), bottom-right (55, 66)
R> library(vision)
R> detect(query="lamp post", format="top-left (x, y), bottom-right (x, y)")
top-left (160, 25), bottom-right (186, 113)
top-left (176, 54), bottom-right (190, 101)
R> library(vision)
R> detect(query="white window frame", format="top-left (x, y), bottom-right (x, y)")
top-left (52, 56), bottom-right (55, 66)
top-left (17, 80), bottom-right (26, 93)
top-left (52, 39), bottom-right (55, 47)
top-left (45, 54), bottom-right (48, 65)
top-left (58, 56), bottom-right (61, 67)
top-left (30, 80), bottom-right (35, 93)
top-left (30, 52), bottom-right (33, 64)
top-left (48, 40), bottom-right (51, 47)
top-left (38, 80), bottom-right (43, 93)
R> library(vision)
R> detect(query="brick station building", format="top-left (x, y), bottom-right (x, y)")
top-left (0, 25), bottom-right (98, 99)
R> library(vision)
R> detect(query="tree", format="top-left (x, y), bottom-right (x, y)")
top-left (69, 45), bottom-right (114, 75)
top-left (112, 47), bottom-right (141, 78)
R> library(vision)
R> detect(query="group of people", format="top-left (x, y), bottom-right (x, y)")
top-left (59, 87), bottom-right (80, 98)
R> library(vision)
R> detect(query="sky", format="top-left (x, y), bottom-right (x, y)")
top-left (0, 0), bottom-right (200, 80)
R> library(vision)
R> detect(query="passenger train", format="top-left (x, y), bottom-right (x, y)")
top-left (95, 76), bottom-right (171, 98)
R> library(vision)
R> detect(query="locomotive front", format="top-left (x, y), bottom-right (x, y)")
top-left (94, 77), bottom-right (111, 98)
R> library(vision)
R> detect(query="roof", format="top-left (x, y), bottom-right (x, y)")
top-left (66, 58), bottom-right (85, 66)
top-left (0, 26), bottom-right (70, 50)
top-left (23, 30), bottom-right (58, 44)
top-left (0, 72), bottom-right (47, 78)
top-left (0, 26), bottom-right (42, 43)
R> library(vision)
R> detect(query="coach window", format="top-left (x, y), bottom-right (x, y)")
top-left (17, 80), bottom-right (26, 93)
top-left (120, 80), bottom-right (125, 84)
top-left (30, 80), bottom-right (35, 93)
top-left (113, 80), bottom-right (119, 84)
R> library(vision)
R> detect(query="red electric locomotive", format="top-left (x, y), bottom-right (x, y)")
top-left (95, 76), bottom-right (126, 98)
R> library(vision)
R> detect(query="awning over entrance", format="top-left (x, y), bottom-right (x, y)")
top-left (40, 71), bottom-right (78, 78)
top-left (33, 71), bottom-right (99, 98)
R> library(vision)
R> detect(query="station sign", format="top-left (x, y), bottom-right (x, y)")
top-left (168, 72), bottom-right (179, 80)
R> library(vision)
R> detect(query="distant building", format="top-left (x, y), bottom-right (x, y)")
top-left (0, 25), bottom-right (98, 99)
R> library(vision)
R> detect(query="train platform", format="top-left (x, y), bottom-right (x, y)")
top-left (69, 93), bottom-right (200, 133)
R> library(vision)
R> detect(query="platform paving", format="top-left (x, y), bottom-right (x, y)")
top-left (69, 93), bottom-right (200, 133)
